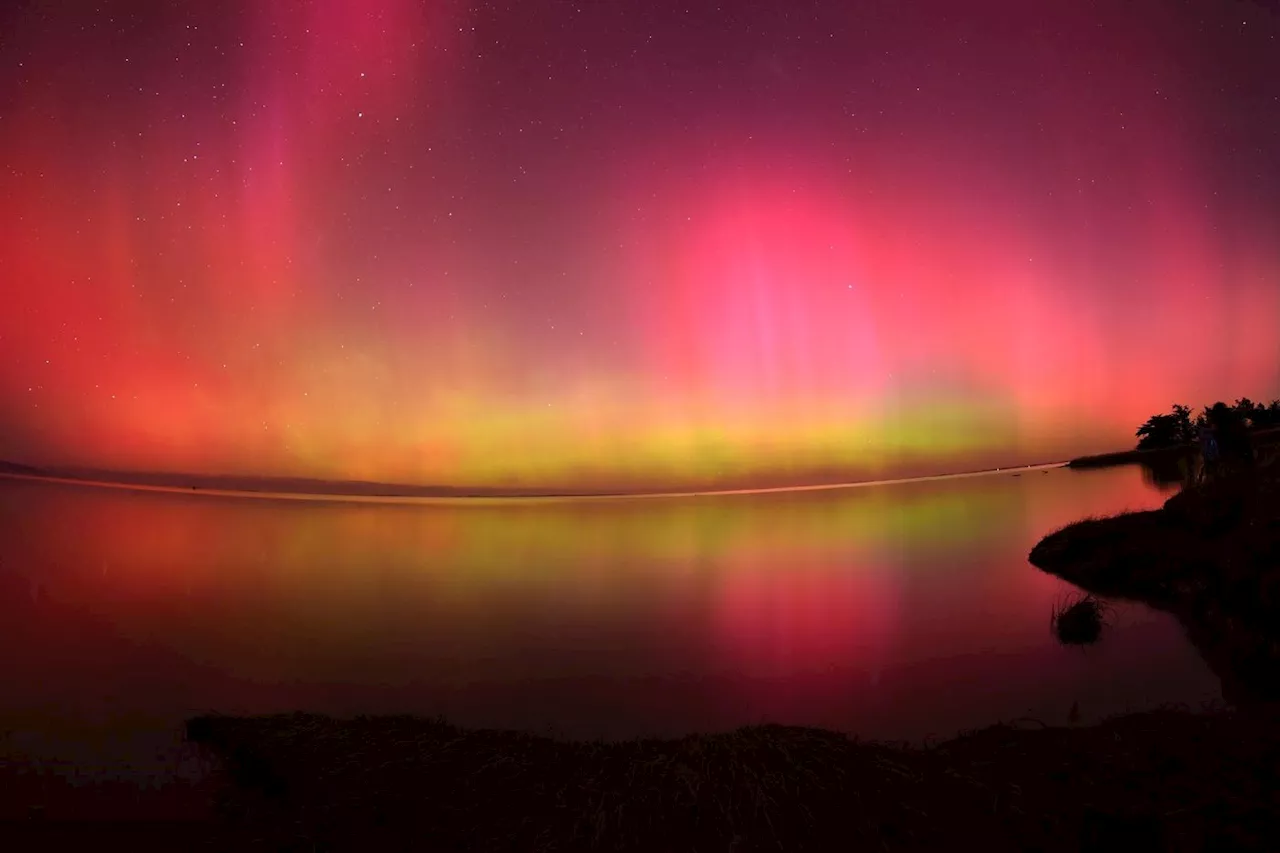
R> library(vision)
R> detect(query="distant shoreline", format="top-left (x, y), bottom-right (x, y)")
top-left (1066, 445), bottom-right (1193, 469)
top-left (9, 427), bottom-right (1279, 496)
top-left (0, 460), bottom-right (1068, 504)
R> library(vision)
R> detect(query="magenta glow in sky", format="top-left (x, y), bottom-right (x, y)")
top-left (1, 0), bottom-right (1277, 490)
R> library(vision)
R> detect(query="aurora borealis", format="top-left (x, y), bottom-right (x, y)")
top-left (2, 0), bottom-right (1277, 491)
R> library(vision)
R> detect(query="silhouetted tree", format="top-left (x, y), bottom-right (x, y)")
top-left (1136, 403), bottom-right (1197, 450)
top-left (1261, 400), bottom-right (1280, 429)
top-left (1136, 413), bottom-right (1186, 450)
top-left (1207, 402), bottom-right (1254, 466)
top-left (1136, 397), bottom-right (1279, 452)
top-left (1170, 404), bottom-right (1197, 443)
top-left (1246, 399), bottom-right (1280, 430)
top-left (1234, 398), bottom-right (1258, 426)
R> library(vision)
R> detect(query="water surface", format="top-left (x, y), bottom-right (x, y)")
top-left (0, 465), bottom-right (1219, 780)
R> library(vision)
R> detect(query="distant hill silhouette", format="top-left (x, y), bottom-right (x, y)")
top-left (0, 460), bottom-right (46, 476)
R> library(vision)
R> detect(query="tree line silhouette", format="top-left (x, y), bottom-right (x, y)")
top-left (1136, 398), bottom-right (1280, 452)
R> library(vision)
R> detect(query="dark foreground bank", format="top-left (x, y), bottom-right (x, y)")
top-left (1010, 462), bottom-right (1280, 851)
top-left (154, 705), bottom-right (1280, 852)
top-left (7, 705), bottom-right (1278, 853)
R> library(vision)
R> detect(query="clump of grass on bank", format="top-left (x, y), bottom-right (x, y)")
top-left (185, 704), bottom-right (1280, 852)
top-left (1051, 594), bottom-right (1108, 646)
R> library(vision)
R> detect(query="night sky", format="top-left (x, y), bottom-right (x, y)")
top-left (2, 0), bottom-right (1277, 491)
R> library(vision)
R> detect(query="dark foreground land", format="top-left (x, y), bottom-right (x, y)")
top-left (15, 705), bottom-right (1233, 852)
top-left (5, 695), bottom-right (1278, 851)
top-left (15, 704), bottom-right (1278, 852)
top-left (1020, 459), bottom-right (1280, 852)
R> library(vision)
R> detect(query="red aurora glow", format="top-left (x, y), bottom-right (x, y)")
top-left (1, 0), bottom-right (1277, 490)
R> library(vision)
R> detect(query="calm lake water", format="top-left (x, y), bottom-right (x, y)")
top-left (0, 465), bottom-right (1221, 781)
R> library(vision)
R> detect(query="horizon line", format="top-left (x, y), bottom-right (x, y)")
top-left (0, 460), bottom-right (1071, 505)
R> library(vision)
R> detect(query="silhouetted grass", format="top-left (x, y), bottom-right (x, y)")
top-left (1051, 594), bottom-right (1107, 645)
